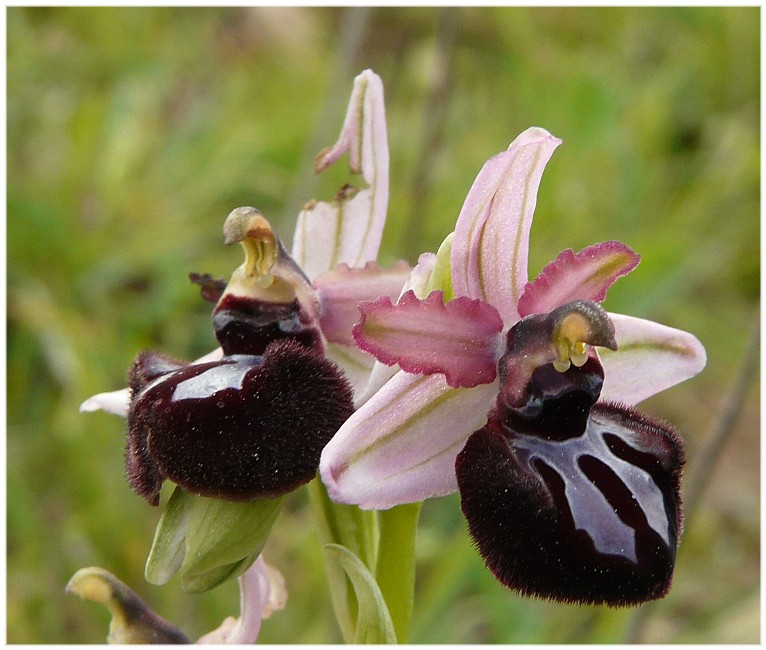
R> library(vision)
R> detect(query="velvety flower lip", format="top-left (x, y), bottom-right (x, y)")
top-left (320, 127), bottom-right (707, 511)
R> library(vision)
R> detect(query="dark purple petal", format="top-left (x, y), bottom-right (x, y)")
top-left (456, 402), bottom-right (684, 606)
top-left (126, 340), bottom-right (353, 505)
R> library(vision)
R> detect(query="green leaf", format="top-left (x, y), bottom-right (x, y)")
top-left (323, 544), bottom-right (397, 644)
top-left (144, 486), bottom-right (283, 593)
top-left (144, 486), bottom-right (192, 585)
top-left (309, 479), bottom-right (379, 643)
top-left (179, 493), bottom-right (283, 591)
top-left (181, 552), bottom-right (259, 594)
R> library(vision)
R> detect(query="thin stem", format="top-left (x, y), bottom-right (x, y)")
top-left (283, 7), bottom-right (373, 224)
top-left (624, 313), bottom-right (760, 644)
top-left (375, 502), bottom-right (423, 643)
top-left (400, 7), bottom-right (459, 261)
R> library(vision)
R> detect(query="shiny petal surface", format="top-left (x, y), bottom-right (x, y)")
top-left (80, 348), bottom-right (225, 417)
top-left (353, 290), bottom-right (504, 388)
top-left (292, 70), bottom-right (389, 279)
top-left (456, 402), bottom-right (683, 606)
top-left (518, 241), bottom-right (640, 316)
top-left (314, 261), bottom-right (411, 347)
top-left (320, 371), bottom-right (498, 509)
top-left (451, 128), bottom-right (561, 322)
top-left (600, 313), bottom-right (707, 404)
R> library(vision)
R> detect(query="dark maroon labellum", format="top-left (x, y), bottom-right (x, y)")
top-left (456, 325), bottom-right (685, 606)
top-left (127, 340), bottom-right (353, 505)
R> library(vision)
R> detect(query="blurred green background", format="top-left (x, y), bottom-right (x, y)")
top-left (7, 6), bottom-right (759, 644)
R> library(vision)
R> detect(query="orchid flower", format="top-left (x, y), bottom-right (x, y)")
top-left (79, 68), bottom-right (407, 506)
top-left (73, 69), bottom-right (409, 638)
top-left (66, 558), bottom-right (285, 644)
top-left (320, 127), bottom-right (707, 606)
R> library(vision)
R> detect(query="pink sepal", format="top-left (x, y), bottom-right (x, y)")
top-left (319, 371), bottom-right (498, 509)
top-left (314, 261), bottom-right (411, 347)
top-left (599, 313), bottom-right (707, 405)
top-left (518, 241), bottom-right (640, 316)
top-left (353, 290), bottom-right (504, 388)
top-left (451, 128), bottom-right (562, 323)
top-left (292, 70), bottom-right (389, 279)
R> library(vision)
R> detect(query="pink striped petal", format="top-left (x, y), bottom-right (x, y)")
top-left (320, 371), bottom-right (498, 509)
top-left (599, 313), bottom-right (707, 405)
top-left (292, 70), bottom-right (389, 279)
top-left (518, 241), bottom-right (640, 316)
top-left (451, 128), bottom-right (561, 323)
top-left (353, 290), bottom-right (504, 388)
top-left (314, 261), bottom-right (411, 347)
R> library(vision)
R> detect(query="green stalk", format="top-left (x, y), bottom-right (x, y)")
top-left (375, 501), bottom-right (422, 643)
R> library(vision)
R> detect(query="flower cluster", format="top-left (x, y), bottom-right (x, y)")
top-left (320, 126), bottom-right (705, 605)
top-left (73, 70), bottom-right (706, 642)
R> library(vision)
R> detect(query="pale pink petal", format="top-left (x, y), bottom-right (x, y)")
top-left (406, 251), bottom-right (437, 299)
top-left (320, 371), bottom-right (498, 509)
top-left (80, 348), bottom-right (224, 418)
top-left (292, 70), bottom-right (389, 279)
top-left (353, 290), bottom-right (504, 388)
top-left (518, 241), bottom-right (640, 316)
top-left (599, 313), bottom-right (707, 405)
top-left (80, 388), bottom-right (130, 416)
top-left (451, 128), bottom-right (562, 323)
top-left (314, 261), bottom-right (411, 346)
top-left (197, 556), bottom-right (286, 644)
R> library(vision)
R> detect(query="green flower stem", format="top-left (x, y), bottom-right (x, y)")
top-left (375, 501), bottom-right (422, 644)
top-left (309, 478), bottom-right (379, 643)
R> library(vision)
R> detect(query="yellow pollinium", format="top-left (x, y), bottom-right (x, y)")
top-left (553, 312), bottom-right (592, 373)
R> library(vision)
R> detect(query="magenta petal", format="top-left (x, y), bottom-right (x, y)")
top-left (353, 290), bottom-right (504, 388)
top-left (451, 128), bottom-right (562, 322)
top-left (518, 241), bottom-right (641, 316)
top-left (599, 313), bottom-right (707, 404)
top-left (313, 261), bottom-right (411, 347)
top-left (320, 371), bottom-right (498, 509)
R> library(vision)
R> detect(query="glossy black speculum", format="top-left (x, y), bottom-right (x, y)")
top-left (455, 306), bottom-right (685, 606)
top-left (125, 278), bottom-right (351, 506)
